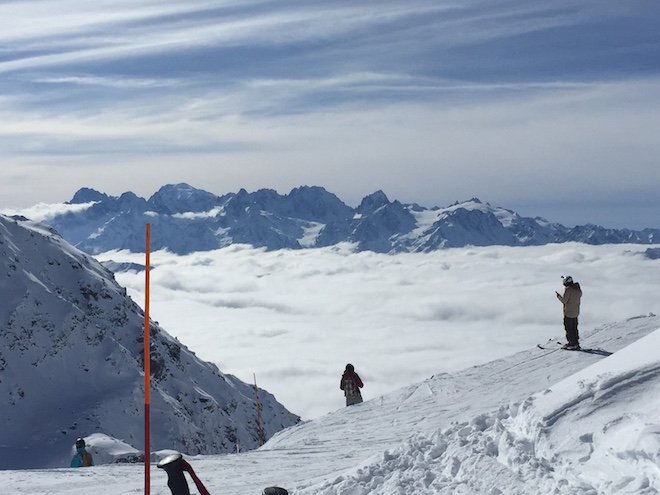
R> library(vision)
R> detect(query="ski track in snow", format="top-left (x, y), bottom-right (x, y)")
top-left (2, 315), bottom-right (659, 494)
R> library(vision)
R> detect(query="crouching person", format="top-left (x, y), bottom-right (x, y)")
top-left (71, 437), bottom-right (94, 467)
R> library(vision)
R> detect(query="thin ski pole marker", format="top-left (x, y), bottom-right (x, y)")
top-left (144, 223), bottom-right (151, 494)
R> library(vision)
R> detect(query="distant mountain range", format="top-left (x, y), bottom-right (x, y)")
top-left (0, 214), bottom-right (299, 468)
top-left (36, 184), bottom-right (659, 255)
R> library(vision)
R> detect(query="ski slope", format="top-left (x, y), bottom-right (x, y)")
top-left (2, 314), bottom-right (658, 494)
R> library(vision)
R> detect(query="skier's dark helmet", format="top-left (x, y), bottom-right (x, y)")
top-left (562, 276), bottom-right (573, 286)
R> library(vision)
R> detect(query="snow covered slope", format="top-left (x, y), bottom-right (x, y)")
top-left (0, 214), bottom-right (298, 469)
top-left (292, 317), bottom-right (660, 495)
top-left (1, 314), bottom-right (657, 494)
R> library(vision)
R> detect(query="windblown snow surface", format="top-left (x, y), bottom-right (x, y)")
top-left (1, 314), bottom-right (658, 494)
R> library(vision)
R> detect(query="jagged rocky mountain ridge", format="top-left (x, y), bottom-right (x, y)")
top-left (0, 214), bottom-right (299, 469)
top-left (44, 184), bottom-right (658, 255)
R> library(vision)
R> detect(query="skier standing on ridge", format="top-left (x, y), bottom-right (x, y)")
top-left (340, 363), bottom-right (364, 406)
top-left (70, 437), bottom-right (94, 467)
top-left (556, 275), bottom-right (582, 350)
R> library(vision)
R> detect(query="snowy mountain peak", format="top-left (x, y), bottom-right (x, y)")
top-left (285, 186), bottom-right (352, 222)
top-left (148, 183), bottom-right (221, 214)
top-left (0, 214), bottom-right (298, 469)
top-left (357, 190), bottom-right (390, 214)
top-left (69, 187), bottom-right (108, 204)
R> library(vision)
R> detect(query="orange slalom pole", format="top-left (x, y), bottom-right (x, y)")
top-left (144, 223), bottom-right (151, 494)
top-left (254, 373), bottom-right (263, 446)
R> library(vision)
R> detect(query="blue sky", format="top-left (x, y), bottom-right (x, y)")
top-left (1, 0), bottom-right (659, 228)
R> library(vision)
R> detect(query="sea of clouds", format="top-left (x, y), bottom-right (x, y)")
top-left (96, 242), bottom-right (659, 420)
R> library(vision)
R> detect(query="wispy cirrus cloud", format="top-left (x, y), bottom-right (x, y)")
top-left (34, 75), bottom-right (181, 89)
top-left (0, 0), bottom-right (659, 228)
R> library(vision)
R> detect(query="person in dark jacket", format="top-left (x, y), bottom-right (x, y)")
top-left (340, 363), bottom-right (364, 406)
top-left (70, 437), bottom-right (94, 467)
top-left (556, 275), bottom-right (582, 350)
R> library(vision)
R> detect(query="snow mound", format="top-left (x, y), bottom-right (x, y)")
top-left (73, 434), bottom-right (142, 465)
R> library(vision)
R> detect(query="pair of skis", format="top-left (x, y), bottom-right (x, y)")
top-left (537, 340), bottom-right (612, 356)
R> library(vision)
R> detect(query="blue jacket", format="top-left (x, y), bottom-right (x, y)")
top-left (70, 447), bottom-right (94, 467)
